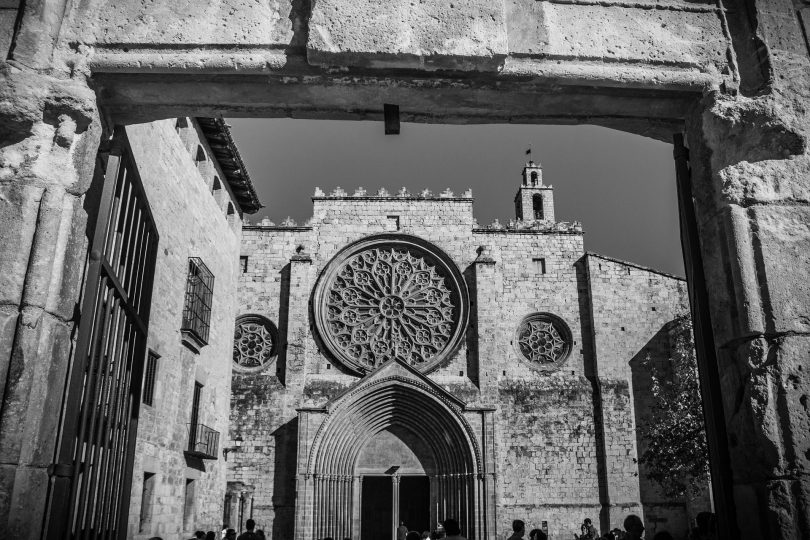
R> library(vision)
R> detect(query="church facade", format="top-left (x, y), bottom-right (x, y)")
top-left (229, 163), bottom-right (709, 540)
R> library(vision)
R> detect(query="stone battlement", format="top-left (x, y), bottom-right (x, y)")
top-left (312, 187), bottom-right (473, 199)
top-left (475, 218), bottom-right (583, 234)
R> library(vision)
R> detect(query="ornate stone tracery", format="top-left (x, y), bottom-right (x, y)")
top-left (516, 313), bottom-right (572, 368)
top-left (233, 315), bottom-right (278, 370)
top-left (314, 235), bottom-right (469, 373)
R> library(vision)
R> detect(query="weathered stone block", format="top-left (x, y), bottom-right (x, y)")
top-left (64, 0), bottom-right (294, 47)
top-left (0, 184), bottom-right (43, 307)
top-left (0, 9), bottom-right (16, 59)
top-left (507, 1), bottom-right (728, 71)
top-left (749, 205), bottom-right (810, 334)
top-left (307, 0), bottom-right (507, 71)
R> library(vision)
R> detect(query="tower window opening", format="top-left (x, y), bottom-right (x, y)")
top-left (530, 170), bottom-right (539, 186)
top-left (533, 194), bottom-right (543, 220)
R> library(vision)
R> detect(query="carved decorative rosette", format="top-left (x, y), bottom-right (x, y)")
top-left (515, 313), bottom-right (572, 370)
top-left (233, 314), bottom-right (278, 371)
top-left (314, 235), bottom-right (469, 374)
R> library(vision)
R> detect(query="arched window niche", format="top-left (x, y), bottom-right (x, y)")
top-left (532, 193), bottom-right (543, 220)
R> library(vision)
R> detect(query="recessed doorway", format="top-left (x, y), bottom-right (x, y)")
top-left (399, 476), bottom-right (430, 534)
top-left (360, 475), bottom-right (431, 540)
top-left (361, 476), bottom-right (393, 540)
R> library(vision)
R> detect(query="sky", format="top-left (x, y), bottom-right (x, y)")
top-left (227, 119), bottom-right (685, 277)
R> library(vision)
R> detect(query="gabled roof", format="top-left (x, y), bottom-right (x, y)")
top-left (196, 117), bottom-right (262, 214)
top-left (585, 252), bottom-right (686, 281)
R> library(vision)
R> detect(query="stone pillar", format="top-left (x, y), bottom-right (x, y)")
top-left (685, 86), bottom-right (810, 539)
top-left (0, 52), bottom-right (100, 538)
top-left (392, 474), bottom-right (400, 540)
top-left (683, 2), bottom-right (810, 531)
top-left (470, 245), bottom-right (498, 400)
top-left (282, 245), bottom-right (313, 388)
top-left (686, 4), bottom-right (810, 540)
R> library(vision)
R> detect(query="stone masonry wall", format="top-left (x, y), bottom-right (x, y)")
top-left (124, 119), bottom-right (243, 540)
top-left (585, 253), bottom-right (710, 536)
top-left (229, 192), bottom-right (644, 539)
top-left (469, 230), bottom-right (602, 537)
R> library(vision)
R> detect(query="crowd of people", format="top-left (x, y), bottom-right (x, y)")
top-left (147, 511), bottom-right (717, 540)
top-left (147, 517), bottom-right (266, 540)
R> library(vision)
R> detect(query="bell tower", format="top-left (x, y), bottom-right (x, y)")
top-left (514, 160), bottom-right (554, 222)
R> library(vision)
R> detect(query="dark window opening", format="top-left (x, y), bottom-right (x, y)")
top-left (240, 256), bottom-right (248, 273)
top-left (189, 382), bottom-right (203, 445)
top-left (183, 479), bottom-right (196, 531)
top-left (530, 170), bottom-right (539, 185)
top-left (139, 472), bottom-right (156, 532)
top-left (533, 257), bottom-right (546, 274)
top-left (142, 351), bottom-right (159, 407)
top-left (212, 175), bottom-right (222, 199)
top-left (182, 257), bottom-right (214, 346)
top-left (533, 193), bottom-right (543, 220)
top-left (195, 145), bottom-right (206, 164)
top-left (227, 203), bottom-right (237, 227)
top-left (175, 117), bottom-right (188, 133)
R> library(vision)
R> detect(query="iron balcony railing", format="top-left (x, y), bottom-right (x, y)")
top-left (186, 422), bottom-right (220, 460)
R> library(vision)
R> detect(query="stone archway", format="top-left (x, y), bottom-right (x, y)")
top-left (295, 360), bottom-right (490, 540)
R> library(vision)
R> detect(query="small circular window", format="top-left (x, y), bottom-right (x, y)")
top-left (233, 314), bottom-right (278, 371)
top-left (515, 313), bottom-right (572, 370)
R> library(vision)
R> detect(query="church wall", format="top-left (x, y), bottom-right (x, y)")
top-left (585, 253), bottom-right (709, 537)
top-left (230, 194), bottom-right (701, 540)
top-left (123, 119), bottom-right (243, 539)
top-left (231, 224), bottom-right (314, 537)
top-left (469, 231), bottom-right (604, 537)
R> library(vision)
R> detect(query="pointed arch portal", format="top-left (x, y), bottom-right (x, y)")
top-left (295, 363), bottom-right (495, 540)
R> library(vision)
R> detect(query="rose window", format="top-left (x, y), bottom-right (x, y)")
top-left (233, 315), bottom-right (278, 370)
top-left (516, 313), bottom-right (572, 368)
top-left (314, 235), bottom-right (469, 374)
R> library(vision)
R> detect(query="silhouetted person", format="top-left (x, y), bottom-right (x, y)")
top-left (623, 515), bottom-right (644, 540)
top-left (205, 532), bottom-right (217, 540)
top-left (398, 521), bottom-right (409, 540)
top-left (579, 518), bottom-right (598, 539)
top-left (225, 530), bottom-right (237, 540)
top-left (256, 530), bottom-right (266, 540)
top-left (421, 531), bottom-right (431, 540)
top-left (407, 531), bottom-right (421, 540)
top-left (528, 528), bottom-right (547, 540)
top-left (442, 519), bottom-right (466, 540)
top-left (194, 532), bottom-right (206, 540)
top-left (238, 519), bottom-right (259, 540)
top-left (507, 520), bottom-right (525, 540)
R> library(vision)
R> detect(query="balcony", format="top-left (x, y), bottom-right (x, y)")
top-left (185, 422), bottom-right (220, 460)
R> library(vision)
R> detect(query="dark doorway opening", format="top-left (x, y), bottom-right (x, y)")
top-left (362, 476), bottom-right (393, 540)
top-left (399, 476), bottom-right (430, 534)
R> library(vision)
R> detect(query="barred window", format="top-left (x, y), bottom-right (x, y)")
top-left (142, 351), bottom-right (159, 406)
top-left (182, 257), bottom-right (214, 347)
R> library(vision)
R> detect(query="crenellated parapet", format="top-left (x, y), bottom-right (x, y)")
top-left (475, 218), bottom-right (583, 235)
top-left (313, 186), bottom-right (473, 200)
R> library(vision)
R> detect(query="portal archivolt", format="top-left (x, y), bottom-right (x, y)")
top-left (298, 371), bottom-right (487, 540)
